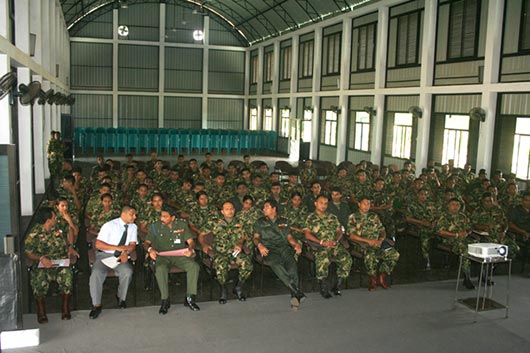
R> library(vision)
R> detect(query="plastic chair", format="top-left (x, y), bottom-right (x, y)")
top-left (219, 130), bottom-right (230, 154)
top-left (158, 128), bottom-right (170, 155)
top-left (106, 128), bottom-right (117, 153)
top-left (190, 129), bottom-right (201, 153)
top-left (179, 129), bottom-right (190, 153)
top-left (148, 128), bottom-right (160, 154)
top-left (137, 128), bottom-right (149, 154)
top-left (234, 130), bottom-right (245, 154)
top-left (84, 128), bottom-right (97, 154)
top-left (199, 129), bottom-right (210, 153)
top-left (248, 131), bottom-right (259, 155)
top-left (74, 127), bottom-right (85, 154)
top-left (116, 127), bottom-right (127, 154)
top-left (168, 128), bottom-right (180, 154)
top-left (95, 127), bottom-right (107, 153)
top-left (127, 128), bottom-right (139, 154)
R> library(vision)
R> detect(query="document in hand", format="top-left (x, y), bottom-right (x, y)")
top-left (101, 256), bottom-right (120, 269)
top-left (38, 258), bottom-right (70, 268)
top-left (158, 248), bottom-right (193, 257)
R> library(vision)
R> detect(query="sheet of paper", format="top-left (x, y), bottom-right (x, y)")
top-left (38, 258), bottom-right (70, 268)
top-left (101, 256), bottom-right (120, 269)
top-left (158, 248), bottom-right (192, 257)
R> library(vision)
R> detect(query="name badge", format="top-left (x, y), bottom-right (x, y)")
top-left (174, 238), bottom-right (181, 244)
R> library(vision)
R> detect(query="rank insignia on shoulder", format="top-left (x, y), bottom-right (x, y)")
top-left (278, 224), bottom-right (288, 228)
top-left (174, 229), bottom-right (184, 233)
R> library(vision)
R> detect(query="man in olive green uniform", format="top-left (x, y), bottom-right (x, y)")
top-left (199, 201), bottom-right (253, 304)
top-left (254, 199), bottom-right (305, 309)
top-left (303, 194), bottom-right (352, 298)
top-left (25, 207), bottom-right (79, 323)
top-left (145, 206), bottom-right (200, 314)
top-left (436, 198), bottom-right (475, 289)
top-left (349, 198), bottom-right (400, 291)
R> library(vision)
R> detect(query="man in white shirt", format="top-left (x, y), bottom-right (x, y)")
top-left (89, 206), bottom-right (138, 319)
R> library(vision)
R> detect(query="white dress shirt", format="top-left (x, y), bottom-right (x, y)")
top-left (97, 217), bottom-right (138, 254)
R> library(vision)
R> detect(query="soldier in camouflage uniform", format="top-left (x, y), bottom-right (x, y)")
top-left (54, 197), bottom-right (79, 245)
top-left (234, 195), bottom-right (263, 255)
top-left (248, 174), bottom-right (269, 207)
top-left (282, 192), bottom-right (309, 243)
top-left (144, 206), bottom-right (201, 314)
top-left (303, 194), bottom-right (352, 298)
top-left (188, 191), bottom-right (221, 235)
top-left (370, 178), bottom-right (396, 240)
top-left (326, 167), bottom-right (353, 199)
top-left (405, 188), bottom-right (436, 269)
top-left (281, 171), bottom-right (306, 200)
top-left (199, 201), bottom-right (253, 304)
top-left (25, 208), bottom-right (79, 323)
top-left (299, 159), bottom-right (317, 188)
top-left (47, 131), bottom-right (64, 183)
top-left (348, 198), bottom-right (400, 291)
top-left (499, 183), bottom-right (522, 214)
top-left (87, 193), bottom-right (120, 248)
top-left (207, 173), bottom-right (235, 209)
top-left (351, 170), bottom-right (373, 209)
top-left (130, 184), bottom-right (152, 240)
top-left (471, 192), bottom-right (519, 259)
top-left (436, 198), bottom-right (475, 289)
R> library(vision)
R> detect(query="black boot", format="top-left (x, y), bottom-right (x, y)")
top-left (36, 296), bottom-right (48, 324)
top-left (319, 280), bottom-right (332, 299)
top-left (332, 277), bottom-right (344, 296)
top-left (233, 280), bottom-right (246, 301)
top-left (463, 272), bottom-right (475, 290)
top-left (219, 284), bottom-right (228, 304)
top-left (61, 293), bottom-right (72, 320)
top-left (159, 299), bottom-right (170, 314)
top-left (184, 295), bottom-right (200, 311)
top-left (288, 283), bottom-right (306, 304)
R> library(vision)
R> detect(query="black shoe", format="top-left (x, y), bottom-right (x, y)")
top-left (463, 276), bottom-right (475, 290)
top-left (295, 290), bottom-right (306, 303)
top-left (332, 278), bottom-right (344, 296)
top-left (290, 295), bottom-right (300, 310)
top-left (116, 295), bottom-right (127, 309)
top-left (319, 280), bottom-right (332, 299)
top-left (159, 299), bottom-right (170, 315)
top-left (89, 306), bottom-right (102, 319)
top-left (481, 276), bottom-right (495, 286)
top-left (219, 284), bottom-right (227, 304)
top-left (233, 281), bottom-right (246, 301)
top-left (184, 296), bottom-right (200, 311)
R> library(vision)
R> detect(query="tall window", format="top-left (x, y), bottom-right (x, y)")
top-left (264, 107), bottom-right (273, 131)
top-left (302, 108), bottom-right (312, 142)
top-left (396, 11), bottom-right (420, 66)
top-left (392, 113), bottom-right (413, 158)
top-left (447, 0), bottom-right (478, 60)
top-left (280, 108), bottom-right (290, 137)
top-left (442, 114), bottom-right (469, 168)
top-left (321, 110), bottom-right (338, 146)
top-left (280, 46), bottom-right (292, 80)
top-left (512, 117), bottom-right (530, 179)
top-left (352, 111), bottom-right (370, 151)
top-left (264, 51), bottom-right (273, 82)
top-left (323, 32), bottom-right (341, 75)
top-left (299, 40), bottom-right (314, 78)
top-left (250, 55), bottom-right (258, 84)
top-left (355, 22), bottom-right (376, 71)
top-left (249, 107), bottom-right (258, 130)
top-left (521, 0), bottom-right (530, 51)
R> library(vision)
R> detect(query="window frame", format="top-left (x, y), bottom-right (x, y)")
top-left (298, 39), bottom-right (314, 79)
top-left (519, 0), bottom-right (530, 53)
top-left (249, 107), bottom-right (258, 130)
top-left (250, 54), bottom-right (258, 85)
top-left (263, 50), bottom-right (274, 83)
top-left (280, 45), bottom-right (292, 81)
top-left (350, 111), bottom-right (371, 152)
top-left (320, 109), bottom-right (338, 146)
top-left (302, 108), bottom-right (313, 143)
top-left (391, 112), bottom-right (413, 159)
top-left (441, 114), bottom-right (470, 168)
top-left (263, 107), bottom-right (273, 131)
top-left (353, 21), bottom-right (377, 73)
top-left (279, 108), bottom-right (290, 138)
top-left (322, 32), bottom-right (342, 76)
top-left (511, 116), bottom-right (530, 180)
top-left (445, 0), bottom-right (480, 61)
top-left (394, 10), bottom-right (422, 67)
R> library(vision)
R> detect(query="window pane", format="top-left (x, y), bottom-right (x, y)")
top-left (516, 117), bottom-right (530, 134)
top-left (394, 113), bottom-right (413, 126)
top-left (445, 114), bottom-right (469, 130)
top-left (356, 111), bottom-right (370, 123)
top-left (264, 108), bottom-right (273, 130)
top-left (249, 108), bottom-right (258, 130)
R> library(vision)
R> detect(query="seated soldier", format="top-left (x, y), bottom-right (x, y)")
top-left (436, 198), bottom-right (475, 289)
top-left (25, 207), bottom-right (79, 323)
top-left (303, 194), bottom-right (352, 298)
top-left (144, 206), bottom-right (200, 314)
top-left (348, 198), bottom-right (400, 291)
top-left (199, 201), bottom-right (253, 304)
top-left (508, 191), bottom-right (530, 261)
top-left (253, 199), bottom-right (305, 310)
top-left (405, 188), bottom-right (435, 269)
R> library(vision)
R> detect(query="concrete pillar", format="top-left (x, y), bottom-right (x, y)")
top-left (17, 67), bottom-right (34, 216)
top-left (201, 16), bottom-right (209, 128)
top-left (0, 54), bottom-right (11, 144)
top-left (15, 0), bottom-right (30, 55)
top-left (159, 3), bottom-right (166, 128)
top-left (336, 18), bottom-right (352, 164)
top-left (42, 80), bottom-right (51, 179)
top-left (311, 27), bottom-right (323, 159)
top-left (32, 75), bottom-right (45, 194)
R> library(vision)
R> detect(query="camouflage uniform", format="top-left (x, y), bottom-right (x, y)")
top-left (471, 205), bottom-right (519, 258)
top-left (347, 211), bottom-right (400, 276)
top-left (130, 196), bottom-right (151, 226)
top-left (406, 199), bottom-right (435, 260)
top-left (304, 212), bottom-right (352, 280)
top-left (372, 189), bottom-right (396, 237)
top-left (202, 218), bottom-right (253, 284)
top-left (282, 205), bottom-right (308, 241)
top-left (47, 137), bottom-right (64, 181)
top-left (208, 184), bottom-right (235, 209)
top-left (25, 224), bottom-right (73, 296)
top-left (189, 204), bottom-right (220, 231)
top-left (435, 211), bottom-right (474, 272)
top-left (248, 185), bottom-right (269, 206)
top-left (299, 167), bottom-right (317, 187)
top-left (281, 182), bottom-right (306, 200)
top-left (90, 208), bottom-right (120, 236)
top-left (235, 206), bottom-right (263, 254)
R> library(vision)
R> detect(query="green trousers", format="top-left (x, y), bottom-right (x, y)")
top-left (155, 256), bottom-right (200, 299)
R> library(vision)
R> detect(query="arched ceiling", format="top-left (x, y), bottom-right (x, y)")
top-left (60, 0), bottom-right (377, 46)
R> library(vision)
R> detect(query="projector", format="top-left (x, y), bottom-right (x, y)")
top-left (468, 243), bottom-right (508, 259)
